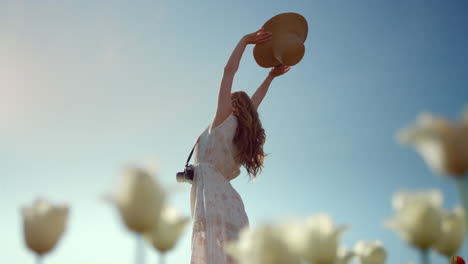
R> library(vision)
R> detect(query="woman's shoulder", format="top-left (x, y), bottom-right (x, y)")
top-left (209, 113), bottom-right (236, 133)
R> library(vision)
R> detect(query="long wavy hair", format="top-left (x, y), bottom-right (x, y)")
top-left (231, 91), bottom-right (266, 179)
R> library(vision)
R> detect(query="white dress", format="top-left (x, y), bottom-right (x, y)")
top-left (190, 113), bottom-right (250, 264)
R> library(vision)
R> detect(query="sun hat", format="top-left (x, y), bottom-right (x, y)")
top-left (253, 12), bottom-right (308, 68)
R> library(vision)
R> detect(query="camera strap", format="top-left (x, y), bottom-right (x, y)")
top-left (185, 143), bottom-right (196, 166)
top-left (185, 136), bottom-right (200, 167)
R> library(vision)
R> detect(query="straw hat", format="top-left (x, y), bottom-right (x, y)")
top-left (253, 12), bottom-right (308, 68)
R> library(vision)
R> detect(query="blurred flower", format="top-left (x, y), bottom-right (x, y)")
top-left (397, 110), bottom-right (468, 177)
top-left (144, 205), bottom-right (190, 253)
top-left (384, 189), bottom-right (443, 249)
top-left (225, 224), bottom-right (301, 264)
top-left (283, 213), bottom-right (349, 264)
top-left (451, 255), bottom-right (466, 264)
top-left (335, 246), bottom-right (354, 264)
top-left (107, 167), bottom-right (165, 234)
top-left (433, 206), bottom-right (465, 257)
top-left (22, 199), bottom-right (69, 256)
top-left (354, 240), bottom-right (387, 264)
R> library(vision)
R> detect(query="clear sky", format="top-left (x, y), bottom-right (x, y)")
top-left (1, 0), bottom-right (468, 263)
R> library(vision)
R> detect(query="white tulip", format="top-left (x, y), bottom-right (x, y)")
top-left (334, 246), bottom-right (354, 264)
top-left (21, 199), bottom-right (69, 256)
top-left (109, 167), bottom-right (165, 234)
top-left (384, 189), bottom-right (443, 249)
top-left (433, 206), bottom-right (465, 257)
top-left (283, 213), bottom-right (348, 264)
top-left (354, 240), bottom-right (387, 264)
top-left (397, 111), bottom-right (468, 177)
top-left (225, 224), bottom-right (301, 264)
top-left (144, 205), bottom-right (190, 252)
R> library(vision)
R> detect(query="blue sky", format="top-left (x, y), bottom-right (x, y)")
top-left (1, 0), bottom-right (468, 263)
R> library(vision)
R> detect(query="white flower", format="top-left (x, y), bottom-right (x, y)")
top-left (283, 213), bottom-right (349, 264)
top-left (384, 189), bottom-right (443, 249)
top-left (354, 240), bottom-right (387, 264)
top-left (144, 205), bottom-right (190, 252)
top-left (433, 206), bottom-right (465, 257)
top-left (334, 246), bottom-right (355, 264)
top-left (225, 224), bottom-right (301, 264)
top-left (108, 167), bottom-right (165, 234)
top-left (22, 199), bottom-right (69, 256)
top-left (397, 110), bottom-right (468, 177)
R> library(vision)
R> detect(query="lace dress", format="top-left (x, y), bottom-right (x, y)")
top-left (190, 113), bottom-right (250, 264)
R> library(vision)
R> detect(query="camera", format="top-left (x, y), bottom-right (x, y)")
top-left (176, 164), bottom-right (194, 184)
top-left (178, 140), bottom-right (197, 184)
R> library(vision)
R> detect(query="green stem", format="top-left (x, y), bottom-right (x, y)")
top-left (420, 248), bottom-right (430, 264)
top-left (455, 177), bottom-right (468, 259)
top-left (455, 177), bottom-right (468, 234)
top-left (159, 252), bottom-right (166, 264)
top-left (35, 255), bottom-right (43, 264)
top-left (135, 233), bottom-right (145, 264)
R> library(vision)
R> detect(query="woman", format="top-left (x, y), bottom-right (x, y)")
top-left (190, 28), bottom-right (291, 264)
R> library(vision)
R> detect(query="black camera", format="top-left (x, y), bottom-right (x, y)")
top-left (176, 164), bottom-right (194, 183)
top-left (177, 139), bottom-right (198, 184)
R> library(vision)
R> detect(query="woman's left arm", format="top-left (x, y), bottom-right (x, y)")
top-left (251, 64), bottom-right (291, 110)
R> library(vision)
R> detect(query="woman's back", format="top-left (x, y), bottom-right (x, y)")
top-left (190, 114), bottom-right (249, 264)
top-left (194, 113), bottom-right (241, 181)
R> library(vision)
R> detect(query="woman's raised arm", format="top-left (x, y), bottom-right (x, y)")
top-left (251, 64), bottom-right (291, 110)
top-left (211, 29), bottom-right (272, 129)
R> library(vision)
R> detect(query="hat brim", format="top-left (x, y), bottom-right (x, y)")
top-left (253, 13), bottom-right (308, 68)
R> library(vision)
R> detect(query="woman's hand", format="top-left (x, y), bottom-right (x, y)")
top-left (269, 64), bottom-right (291, 77)
top-left (243, 28), bottom-right (272, 45)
